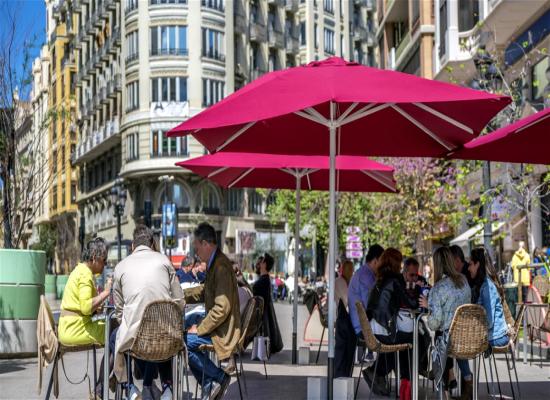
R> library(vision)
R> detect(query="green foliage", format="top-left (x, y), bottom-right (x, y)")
top-left (30, 223), bottom-right (57, 261)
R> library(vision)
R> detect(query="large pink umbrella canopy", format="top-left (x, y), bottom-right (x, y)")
top-left (452, 108), bottom-right (550, 164)
top-left (176, 153), bottom-right (397, 192)
top-left (169, 58), bottom-right (510, 157)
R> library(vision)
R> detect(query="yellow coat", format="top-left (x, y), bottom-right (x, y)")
top-left (511, 248), bottom-right (531, 286)
top-left (57, 263), bottom-right (105, 346)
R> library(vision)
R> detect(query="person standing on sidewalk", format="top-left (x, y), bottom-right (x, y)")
top-left (184, 222), bottom-right (239, 399)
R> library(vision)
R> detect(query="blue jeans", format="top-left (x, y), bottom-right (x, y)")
top-left (186, 334), bottom-right (225, 389)
top-left (456, 359), bottom-right (472, 379)
top-left (490, 334), bottom-right (509, 347)
top-left (185, 311), bottom-right (206, 330)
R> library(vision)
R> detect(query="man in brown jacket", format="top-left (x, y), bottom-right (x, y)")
top-left (185, 222), bottom-right (240, 400)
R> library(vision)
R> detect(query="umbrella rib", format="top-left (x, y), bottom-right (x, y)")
top-left (361, 170), bottom-right (396, 192)
top-left (336, 102), bottom-right (360, 123)
top-left (228, 168), bottom-right (254, 188)
top-left (216, 121), bottom-right (256, 152)
top-left (391, 105), bottom-right (454, 151)
top-left (413, 103), bottom-right (474, 134)
top-left (304, 107), bottom-right (330, 124)
top-left (207, 167), bottom-right (229, 178)
top-left (339, 103), bottom-right (392, 126)
top-left (295, 110), bottom-right (328, 126)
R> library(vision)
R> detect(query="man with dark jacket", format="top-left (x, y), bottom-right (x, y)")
top-left (184, 223), bottom-right (240, 400)
top-left (252, 253), bottom-right (283, 355)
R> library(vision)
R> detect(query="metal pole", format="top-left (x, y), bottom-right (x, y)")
top-left (103, 309), bottom-right (114, 400)
top-left (327, 102), bottom-right (337, 400)
top-left (292, 174), bottom-right (301, 364)
top-left (482, 161), bottom-right (493, 259)
top-left (117, 209), bottom-right (122, 263)
top-left (412, 314), bottom-right (419, 400)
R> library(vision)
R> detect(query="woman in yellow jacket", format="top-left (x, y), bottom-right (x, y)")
top-left (58, 237), bottom-right (112, 346)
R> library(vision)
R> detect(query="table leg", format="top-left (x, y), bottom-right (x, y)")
top-left (412, 316), bottom-right (419, 400)
top-left (103, 310), bottom-right (112, 400)
top-left (523, 307), bottom-right (527, 365)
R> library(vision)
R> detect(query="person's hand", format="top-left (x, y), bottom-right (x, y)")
top-left (104, 277), bottom-right (113, 293)
top-left (415, 280), bottom-right (425, 288)
top-left (188, 324), bottom-right (198, 334)
top-left (418, 295), bottom-right (428, 309)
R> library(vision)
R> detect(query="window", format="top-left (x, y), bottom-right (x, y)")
top-left (71, 182), bottom-right (77, 203)
top-left (126, 81), bottom-right (139, 111)
top-left (171, 183), bottom-right (190, 211)
top-left (340, 34), bottom-right (344, 57)
top-left (126, 0), bottom-right (138, 12)
top-left (126, 132), bottom-right (139, 161)
top-left (248, 190), bottom-right (263, 215)
top-left (439, 0), bottom-right (448, 58)
top-left (126, 30), bottom-right (139, 63)
top-left (202, 78), bottom-right (225, 107)
top-left (52, 185), bottom-right (58, 210)
top-left (202, 28), bottom-right (225, 61)
top-left (150, 130), bottom-right (188, 157)
top-left (201, 0), bottom-right (224, 11)
top-left (324, 28), bottom-right (335, 54)
top-left (458, 0), bottom-right (479, 32)
top-left (226, 188), bottom-right (243, 214)
top-left (323, 0), bottom-right (333, 14)
top-left (151, 77), bottom-right (187, 102)
top-left (198, 185), bottom-right (220, 214)
top-left (532, 56), bottom-right (549, 106)
top-left (150, 26), bottom-right (187, 56)
top-left (300, 22), bottom-right (306, 45)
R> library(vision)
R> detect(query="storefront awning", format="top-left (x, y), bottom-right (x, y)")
top-left (450, 221), bottom-right (505, 245)
top-left (225, 217), bottom-right (256, 239)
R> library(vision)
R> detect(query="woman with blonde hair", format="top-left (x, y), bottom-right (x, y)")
top-left (419, 246), bottom-right (472, 399)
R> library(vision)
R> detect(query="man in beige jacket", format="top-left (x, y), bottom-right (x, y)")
top-left (184, 222), bottom-right (240, 400)
top-left (111, 225), bottom-right (184, 400)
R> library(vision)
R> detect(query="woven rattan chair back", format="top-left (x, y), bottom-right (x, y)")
top-left (533, 276), bottom-right (550, 299)
top-left (130, 300), bottom-right (184, 362)
top-left (448, 304), bottom-right (488, 360)
top-left (244, 296), bottom-right (264, 349)
top-left (238, 297), bottom-right (257, 350)
top-left (355, 302), bottom-right (382, 352)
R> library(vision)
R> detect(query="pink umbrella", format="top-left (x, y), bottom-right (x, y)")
top-left (168, 57), bottom-right (510, 391)
top-left (176, 152), bottom-right (397, 193)
top-left (452, 108), bottom-right (550, 164)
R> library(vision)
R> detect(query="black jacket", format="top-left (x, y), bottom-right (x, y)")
top-left (366, 273), bottom-right (418, 335)
top-left (252, 274), bottom-right (283, 354)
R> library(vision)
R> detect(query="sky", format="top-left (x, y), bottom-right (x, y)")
top-left (1, 0), bottom-right (47, 100)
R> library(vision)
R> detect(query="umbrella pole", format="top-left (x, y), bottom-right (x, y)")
top-left (327, 102), bottom-right (337, 399)
top-left (292, 174), bottom-right (301, 364)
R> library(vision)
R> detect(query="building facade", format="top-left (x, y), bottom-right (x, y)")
top-left (433, 0), bottom-right (550, 260)
top-left (376, 0), bottom-right (434, 77)
top-left (46, 0), bottom-right (376, 268)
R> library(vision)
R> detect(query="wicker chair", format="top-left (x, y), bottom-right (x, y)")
top-left (447, 304), bottom-right (488, 400)
top-left (196, 297), bottom-right (258, 400)
top-left (120, 300), bottom-right (188, 400)
top-left (354, 302), bottom-right (412, 400)
top-left (42, 297), bottom-right (101, 400)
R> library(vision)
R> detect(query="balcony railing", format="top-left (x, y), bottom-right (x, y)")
top-left (202, 50), bottom-right (226, 62)
top-left (126, 52), bottom-right (139, 64)
top-left (285, 34), bottom-right (299, 53)
top-left (268, 28), bottom-right (285, 49)
top-left (285, 0), bottom-right (299, 12)
top-left (150, 48), bottom-right (189, 56)
top-left (250, 21), bottom-right (267, 42)
top-left (75, 117), bottom-right (120, 162)
top-left (201, 0), bottom-right (224, 12)
top-left (395, 31), bottom-right (411, 63)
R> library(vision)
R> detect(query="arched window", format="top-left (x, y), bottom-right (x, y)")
top-left (157, 182), bottom-right (190, 213)
top-left (197, 184), bottom-right (220, 215)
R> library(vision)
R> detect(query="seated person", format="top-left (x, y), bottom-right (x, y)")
top-left (58, 238), bottom-right (112, 394)
top-left (234, 264), bottom-right (253, 315)
top-left (112, 225), bottom-right (184, 400)
top-left (177, 257), bottom-right (199, 285)
top-left (364, 248), bottom-right (417, 396)
top-left (468, 247), bottom-right (509, 347)
top-left (184, 223), bottom-right (240, 400)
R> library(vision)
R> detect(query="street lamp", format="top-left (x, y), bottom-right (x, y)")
top-left (110, 176), bottom-right (127, 262)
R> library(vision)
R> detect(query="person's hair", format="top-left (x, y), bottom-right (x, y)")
top-left (449, 245), bottom-right (466, 263)
top-left (403, 257), bottom-right (420, 270)
top-left (470, 246), bottom-right (504, 302)
top-left (263, 252), bottom-right (274, 272)
top-left (81, 237), bottom-right (108, 263)
top-left (193, 222), bottom-right (217, 244)
top-left (376, 248), bottom-right (403, 283)
top-left (133, 225), bottom-right (155, 248)
top-left (365, 244), bottom-right (384, 263)
top-left (433, 247), bottom-right (465, 288)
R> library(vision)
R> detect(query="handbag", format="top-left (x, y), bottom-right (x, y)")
top-left (396, 310), bottom-right (414, 333)
top-left (431, 330), bottom-right (450, 389)
top-left (251, 335), bottom-right (270, 361)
